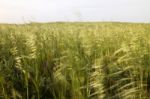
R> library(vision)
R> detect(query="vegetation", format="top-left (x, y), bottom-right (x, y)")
top-left (0, 22), bottom-right (150, 99)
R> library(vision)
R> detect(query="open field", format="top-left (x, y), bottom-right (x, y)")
top-left (0, 22), bottom-right (150, 99)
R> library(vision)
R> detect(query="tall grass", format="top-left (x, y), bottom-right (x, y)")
top-left (0, 22), bottom-right (150, 99)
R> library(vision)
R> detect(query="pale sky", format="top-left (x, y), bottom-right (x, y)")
top-left (0, 0), bottom-right (150, 23)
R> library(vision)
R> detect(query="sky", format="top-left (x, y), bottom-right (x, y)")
top-left (0, 0), bottom-right (150, 23)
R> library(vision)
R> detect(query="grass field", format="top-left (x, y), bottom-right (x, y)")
top-left (0, 22), bottom-right (150, 99)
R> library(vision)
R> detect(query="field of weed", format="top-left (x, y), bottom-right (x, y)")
top-left (0, 22), bottom-right (150, 99)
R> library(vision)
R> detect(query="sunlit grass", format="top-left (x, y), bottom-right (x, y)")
top-left (0, 22), bottom-right (150, 99)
